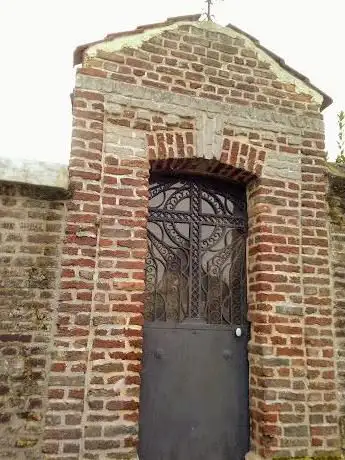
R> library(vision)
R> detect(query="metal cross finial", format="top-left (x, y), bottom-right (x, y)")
top-left (204, 0), bottom-right (223, 21)
top-left (206, 0), bottom-right (213, 20)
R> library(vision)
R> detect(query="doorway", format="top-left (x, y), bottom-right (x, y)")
top-left (139, 174), bottom-right (249, 459)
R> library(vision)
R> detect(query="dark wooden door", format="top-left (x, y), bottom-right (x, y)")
top-left (139, 174), bottom-right (249, 460)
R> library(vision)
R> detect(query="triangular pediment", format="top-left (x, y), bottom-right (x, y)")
top-left (74, 14), bottom-right (331, 110)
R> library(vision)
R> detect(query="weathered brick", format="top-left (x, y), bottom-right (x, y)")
top-left (1, 14), bottom-right (341, 460)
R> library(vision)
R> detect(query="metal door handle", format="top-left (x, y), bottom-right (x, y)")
top-left (235, 327), bottom-right (242, 338)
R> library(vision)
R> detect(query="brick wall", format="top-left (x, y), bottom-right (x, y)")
top-left (53, 17), bottom-right (339, 460)
top-left (0, 182), bottom-right (66, 458)
top-left (1, 15), bottom-right (342, 460)
top-left (328, 166), bottom-right (345, 451)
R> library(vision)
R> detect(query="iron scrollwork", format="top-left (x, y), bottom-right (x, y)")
top-left (144, 174), bottom-right (247, 326)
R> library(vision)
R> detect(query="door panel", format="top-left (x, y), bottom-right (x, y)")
top-left (139, 174), bottom-right (249, 460)
top-left (139, 324), bottom-right (249, 460)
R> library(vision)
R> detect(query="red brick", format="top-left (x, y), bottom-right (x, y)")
top-left (0, 20), bottom-right (335, 460)
top-left (93, 339), bottom-right (125, 348)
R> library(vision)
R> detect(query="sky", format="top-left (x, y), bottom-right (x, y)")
top-left (0, 0), bottom-right (344, 164)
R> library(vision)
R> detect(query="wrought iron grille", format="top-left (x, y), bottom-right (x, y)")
top-left (144, 174), bottom-right (247, 325)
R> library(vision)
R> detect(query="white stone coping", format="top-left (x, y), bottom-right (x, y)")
top-left (0, 156), bottom-right (69, 190)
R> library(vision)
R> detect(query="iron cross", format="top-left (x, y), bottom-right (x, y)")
top-left (206, 0), bottom-right (213, 20)
top-left (205, 0), bottom-right (222, 21)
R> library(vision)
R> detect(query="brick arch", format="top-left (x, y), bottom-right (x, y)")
top-left (147, 130), bottom-right (195, 160)
top-left (220, 137), bottom-right (266, 178)
top-left (147, 130), bottom-right (267, 184)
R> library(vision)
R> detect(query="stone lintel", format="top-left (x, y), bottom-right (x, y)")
top-left (76, 74), bottom-right (324, 136)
